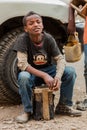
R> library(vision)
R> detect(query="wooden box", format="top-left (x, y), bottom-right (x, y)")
top-left (33, 87), bottom-right (54, 120)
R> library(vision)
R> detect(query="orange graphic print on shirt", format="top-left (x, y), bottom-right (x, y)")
top-left (33, 54), bottom-right (47, 65)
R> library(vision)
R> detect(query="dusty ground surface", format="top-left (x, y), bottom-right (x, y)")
top-left (0, 54), bottom-right (87, 130)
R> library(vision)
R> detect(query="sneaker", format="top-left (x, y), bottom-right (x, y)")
top-left (76, 98), bottom-right (87, 111)
top-left (83, 98), bottom-right (87, 108)
top-left (76, 101), bottom-right (86, 111)
top-left (55, 103), bottom-right (82, 117)
top-left (15, 112), bottom-right (30, 123)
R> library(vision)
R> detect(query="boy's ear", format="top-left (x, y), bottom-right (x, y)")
top-left (24, 26), bottom-right (28, 32)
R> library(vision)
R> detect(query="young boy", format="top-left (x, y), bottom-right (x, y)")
top-left (13, 11), bottom-right (82, 123)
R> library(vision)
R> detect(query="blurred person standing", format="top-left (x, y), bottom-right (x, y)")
top-left (67, 0), bottom-right (87, 109)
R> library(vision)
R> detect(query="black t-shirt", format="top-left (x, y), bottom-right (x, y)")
top-left (13, 32), bottom-right (61, 69)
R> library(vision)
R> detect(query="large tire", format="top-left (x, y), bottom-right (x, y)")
top-left (0, 28), bottom-right (23, 104)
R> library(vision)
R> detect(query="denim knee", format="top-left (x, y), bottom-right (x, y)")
top-left (68, 67), bottom-right (77, 80)
top-left (63, 66), bottom-right (77, 82)
top-left (18, 71), bottom-right (30, 80)
top-left (18, 71), bottom-right (31, 86)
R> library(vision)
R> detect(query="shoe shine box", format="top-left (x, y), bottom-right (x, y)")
top-left (33, 87), bottom-right (54, 120)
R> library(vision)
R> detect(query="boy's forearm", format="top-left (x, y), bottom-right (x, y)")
top-left (26, 65), bottom-right (47, 79)
top-left (54, 55), bottom-right (66, 80)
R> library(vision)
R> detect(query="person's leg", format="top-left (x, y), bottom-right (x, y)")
top-left (60, 66), bottom-right (76, 106)
top-left (75, 44), bottom-right (87, 111)
top-left (80, 44), bottom-right (87, 109)
top-left (18, 71), bottom-right (34, 113)
top-left (84, 44), bottom-right (87, 94)
top-left (55, 66), bottom-right (82, 116)
top-left (16, 71), bottom-right (35, 123)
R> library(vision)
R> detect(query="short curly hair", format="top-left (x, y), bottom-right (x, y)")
top-left (22, 11), bottom-right (42, 26)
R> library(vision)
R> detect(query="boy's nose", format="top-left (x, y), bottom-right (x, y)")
top-left (34, 22), bottom-right (38, 26)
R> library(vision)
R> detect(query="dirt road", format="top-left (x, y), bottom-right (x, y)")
top-left (0, 54), bottom-right (87, 130)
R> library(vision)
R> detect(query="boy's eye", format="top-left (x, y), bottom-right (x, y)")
top-left (37, 20), bottom-right (41, 24)
top-left (28, 20), bottom-right (41, 25)
top-left (28, 22), bottom-right (33, 25)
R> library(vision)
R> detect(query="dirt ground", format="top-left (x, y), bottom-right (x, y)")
top-left (0, 54), bottom-right (87, 130)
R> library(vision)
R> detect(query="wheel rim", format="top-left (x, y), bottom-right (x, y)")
top-left (11, 56), bottom-right (19, 91)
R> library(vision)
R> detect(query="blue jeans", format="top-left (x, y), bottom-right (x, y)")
top-left (84, 44), bottom-right (87, 93)
top-left (18, 65), bottom-right (76, 113)
top-left (84, 44), bottom-right (87, 77)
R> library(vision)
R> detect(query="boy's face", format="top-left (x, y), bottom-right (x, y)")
top-left (24, 14), bottom-right (43, 35)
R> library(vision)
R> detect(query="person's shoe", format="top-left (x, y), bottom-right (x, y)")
top-left (15, 112), bottom-right (30, 123)
top-left (83, 98), bottom-right (87, 108)
top-left (55, 103), bottom-right (82, 117)
top-left (76, 101), bottom-right (86, 111)
top-left (76, 97), bottom-right (87, 111)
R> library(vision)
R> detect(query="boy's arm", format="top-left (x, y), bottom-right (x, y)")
top-left (51, 54), bottom-right (66, 91)
top-left (54, 54), bottom-right (66, 80)
top-left (17, 51), bottom-right (54, 88)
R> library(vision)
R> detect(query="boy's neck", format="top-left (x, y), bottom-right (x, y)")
top-left (30, 33), bottom-right (43, 44)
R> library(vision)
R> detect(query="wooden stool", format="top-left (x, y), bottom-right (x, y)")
top-left (33, 86), bottom-right (54, 120)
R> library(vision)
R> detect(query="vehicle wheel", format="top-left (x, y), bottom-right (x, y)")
top-left (0, 28), bottom-right (23, 104)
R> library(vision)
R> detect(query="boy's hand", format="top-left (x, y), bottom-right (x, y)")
top-left (43, 74), bottom-right (61, 91)
top-left (43, 73), bottom-right (54, 88)
top-left (52, 77), bottom-right (61, 91)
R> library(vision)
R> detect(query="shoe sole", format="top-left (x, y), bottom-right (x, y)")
top-left (16, 119), bottom-right (28, 123)
top-left (55, 111), bottom-right (82, 117)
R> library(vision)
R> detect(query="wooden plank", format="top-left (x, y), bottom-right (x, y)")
top-left (42, 88), bottom-right (50, 120)
top-left (33, 87), bottom-right (54, 120)
top-left (34, 87), bottom-right (53, 93)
